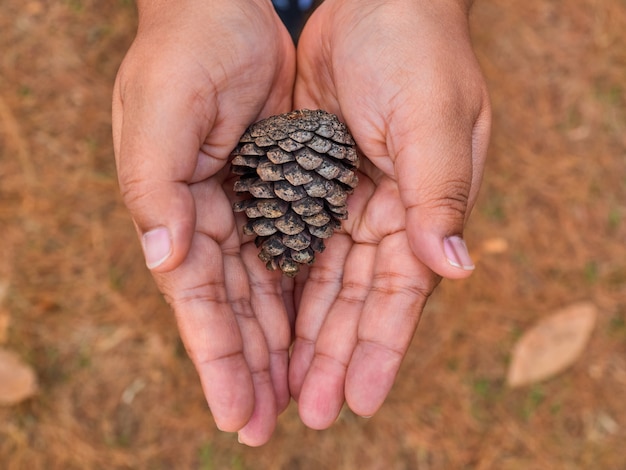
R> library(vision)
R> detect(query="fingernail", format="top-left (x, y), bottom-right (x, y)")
top-left (443, 235), bottom-right (475, 270)
top-left (237, 433), bottom-right (250, 446)
top-left (142, 227), bottom-right (172, 269)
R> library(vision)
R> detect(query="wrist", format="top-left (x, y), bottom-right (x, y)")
top-left (135, 0), bottom-right (278, 26)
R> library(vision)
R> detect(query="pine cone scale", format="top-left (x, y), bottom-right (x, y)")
top-left (273, 180), bottom-right (309, 202)
top-left (267, 148), bottom-right (295, 164)
top-left (291, 197), bottom-right (324, 216)
top-left (289, 130), bottom-right (315, 143)
top-left (294, 147), bottom-right (323, 170)
top-left (283, 162), bottom-right (314, 186)
top-left (257, 199), bottom-right (289, 218)
top-left (277, 138), bottom-right (304, 152)
top-left (256, 160), bottom-right (284, 181)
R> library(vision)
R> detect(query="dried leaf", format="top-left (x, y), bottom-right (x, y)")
top-left (481, 237), bottom-right (509, 254)
top-left (0, 348), bottom-right (38, 405)
top-left (507, 302), bottom-right (598, 388)
top-left (94, 326), bottom-right (134, 353)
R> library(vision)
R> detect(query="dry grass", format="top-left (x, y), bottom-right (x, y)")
top-left (1, 0), bottom-right (624, 468)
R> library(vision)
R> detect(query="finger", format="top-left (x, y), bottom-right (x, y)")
top-left (195, 179), bottom-right (280, 445)
top-left (161, 235), bottom-right (254, 433)
top-left (345, 232), bottom-right (439, 417)
top-left (297, 243), bottom-right (375, 429)
top-left (281, 274), bottom-right (298, 334)
top-left (241, 242), bottom-right (292, 414)
top-left (224, 171), bottom-right (294, 415)
top-left (112, 69), bottom-right (221, 273)
top-left (157, 180), bottom-right (253, 432)
top-left (222, 252), bottom-right (277, 447)
top-left (288, 234), bottom-right (352, 400)
top-left (392, 88), bottom-right (491, 280)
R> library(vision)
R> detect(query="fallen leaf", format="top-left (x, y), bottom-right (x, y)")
top-left (0, 348), bottom-right (38, 405)
top-left (507, 302), bottom-right (598, 388)
top-left (94, 326), bottom-right (134, 353)
top-left (481, 237), bottom-right (509, 255)
top-left (585, 410), bottom-right (620, 442)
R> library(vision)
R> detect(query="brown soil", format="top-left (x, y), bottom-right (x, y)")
top-left (1, 0), bottom-right (624, 468)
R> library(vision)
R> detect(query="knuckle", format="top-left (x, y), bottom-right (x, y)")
top-left (313, 350), bottom-right (349, 372)
top-left (119, 177), bottom-right (162, 213)
top-left (418, 178), bottom-right (471, 219)
top-left (165, 279), bottom-right (228, 310)
top-left (336, 281), bottom-right (371, 306)
top-left (371, 271), bottom-right (433, 302)
top-left (229, 297), bottom-right (255, 320)
top-left (309, 264), bottom-right (343, 285)
top-left (357, 337), bottom-right (405, 361)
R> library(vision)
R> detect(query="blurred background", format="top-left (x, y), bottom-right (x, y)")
top-left (0, 0), bottom-right (624, 468)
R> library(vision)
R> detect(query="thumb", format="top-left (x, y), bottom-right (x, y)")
top-left (112, 73), bottom-right (217, 273)
top-left (393, 106), bottom-right (490, 280)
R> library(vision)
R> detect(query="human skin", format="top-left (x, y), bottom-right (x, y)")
top-left (111, 0), bottom-right (490, 446)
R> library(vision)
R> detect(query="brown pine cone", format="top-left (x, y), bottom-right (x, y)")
top-left (231, 109), bottom-right (359, 276)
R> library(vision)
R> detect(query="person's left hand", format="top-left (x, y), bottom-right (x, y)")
top-left (288, 0), bottom-right (491, 429)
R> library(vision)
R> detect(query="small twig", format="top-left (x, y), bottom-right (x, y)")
top-left (0, 93), bottom-right (37, 187)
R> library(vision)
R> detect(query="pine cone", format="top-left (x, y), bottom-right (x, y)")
top-left (231, 109), bottom-right (359, 276)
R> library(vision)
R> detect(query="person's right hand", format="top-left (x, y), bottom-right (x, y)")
top-left (111, 0), bottom-right (296, 446)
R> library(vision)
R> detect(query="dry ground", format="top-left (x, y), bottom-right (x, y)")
top-left (0, 0), bottom-right (624, 468)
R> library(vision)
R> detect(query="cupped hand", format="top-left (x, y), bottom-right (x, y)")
top-left (290, 0), bottom-right (491, 428)
top-left (111, 0), bottom-right (296, 446)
